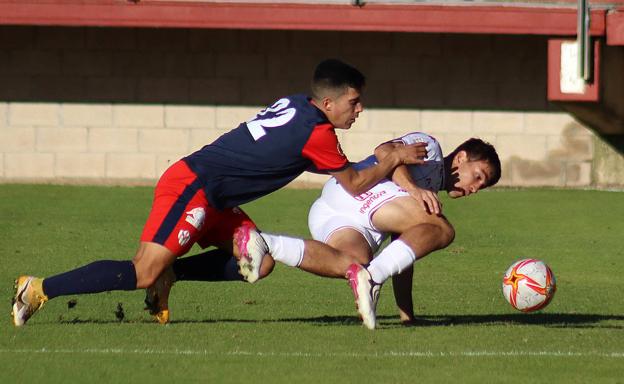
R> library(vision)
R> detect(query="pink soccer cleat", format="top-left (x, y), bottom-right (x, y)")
top-left (234, 225), bottom-right (268, 283)
top-left (345, 264), bottom-right (380, 330)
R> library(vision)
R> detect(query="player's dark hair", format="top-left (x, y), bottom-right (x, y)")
top-left (311, 59), bottom-right (366, 99)
top-left (449, 138), bottom-right (502, 187)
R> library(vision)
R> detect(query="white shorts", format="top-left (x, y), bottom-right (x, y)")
top-left (308, 178), bottom-right (408, 253)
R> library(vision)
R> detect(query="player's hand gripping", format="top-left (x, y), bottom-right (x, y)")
top-left (394, 142), bottom-right (427, 165)
top-left (406, 186), bottom-right (442, 215)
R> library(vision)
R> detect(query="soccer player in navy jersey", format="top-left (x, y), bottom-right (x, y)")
top-left (12, 59), bottom-right (427, 326)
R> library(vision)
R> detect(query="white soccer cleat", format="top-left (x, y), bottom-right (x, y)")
top-left (346, 264), bottom-right (380, 330)
top-left (234, 225), bottom-right (268, 283)
top-left (144, 266), bottom-right (176, 324)
top-left (12, 276), bottom-right (48, 327)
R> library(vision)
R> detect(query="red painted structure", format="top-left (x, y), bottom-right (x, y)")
top-left (606, 8), bottom-right (624, 45)
top-left (1, 0), bottom-right (623, 104)
top-left (0, 0), bottom-right (621, 44)
top-left (548, 39), bottom-right (601, 101)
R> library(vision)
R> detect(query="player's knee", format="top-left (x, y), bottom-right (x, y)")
top-left (132, 242), bottom-right (177, 288)
top-left (354, 252), bottom-right (370, 264)
top-left (137, 273), bottom-right (156, 289)
top-left (134, 270), bottom-right (158, 289)
top-left (438, 220), bottom-right (455, 248)
top-left (132, 260), bottom-right (166, 288)
top-left (337, 249), bottom-right (369, 265)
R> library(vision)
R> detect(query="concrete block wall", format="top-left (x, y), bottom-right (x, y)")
top-left (0, 26), bottom-right (622, 188)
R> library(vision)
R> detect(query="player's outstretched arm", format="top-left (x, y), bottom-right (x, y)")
top-left (330, 142), bottom-right (426, 196)
top-left (375, 142), bottom-right (442, 215)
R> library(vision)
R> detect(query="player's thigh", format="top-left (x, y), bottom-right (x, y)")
top-left (373, 195), bottom-right (453, 235)
top-left (141, 160), bottom-right (213, 257)
top-left (308, 199), bottom-right (335, 241)
top-left (197, 207), bottom-right (256, 257)
top-left (309, 201), bottom-right (375, 262)
top-left (325, 228), bottom-right (373, 264)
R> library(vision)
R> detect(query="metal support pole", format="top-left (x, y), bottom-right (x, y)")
top-left (577, 0), bottom-right (591, 81)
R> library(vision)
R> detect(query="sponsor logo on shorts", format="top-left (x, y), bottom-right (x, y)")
top-left (353, 191), bottom-right (372, 201)
top-left (178, 229), bottom-right (190, 246)
top-left (358, 190), bottom-right (387, 214)
top-left (185, 207), bottom-right (205, 230)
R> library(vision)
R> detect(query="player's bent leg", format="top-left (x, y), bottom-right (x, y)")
top-left (295, 240), bottom-right (349, 278)
top-left (325, 228), bottom-right (373, 265)
top-left (366, 218), bottom-right (454, 290)
top-left (292, 229), bottom-right (372, 279)
top-left (391, 266), bottom-right (416, 324)
top-left (300, 227), bottom-right (371, 277)
top-left (372, 194), bottom-right (455, 256)
top-left (398, 219), bottom-right (455, 258)
top-left (132, 242), bottom-right (177, 289)
top-left (13, 257), bottom-right (143, 326)
top-left (134, 242), bottom-right (177, 323)
top-left (144, 266), bottom-right (176, 324)
top-left (306, 201), bottom-right (375, 277)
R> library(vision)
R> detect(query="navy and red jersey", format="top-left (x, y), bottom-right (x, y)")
top-left (183, 94), bottom-right (350, 210)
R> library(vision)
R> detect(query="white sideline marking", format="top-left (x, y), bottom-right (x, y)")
top-left (0, 348), bottom-right (623, 358)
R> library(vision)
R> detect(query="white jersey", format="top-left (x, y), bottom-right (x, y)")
top-left (308, 132), bottom-right (445, 253)
top-left (393, 132), bottom-right (444, 192)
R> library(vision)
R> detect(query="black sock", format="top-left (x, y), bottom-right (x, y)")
top-left (173, 249), bottom-right (243, 282)
top-left (42, 260), bottom-right (137, 299)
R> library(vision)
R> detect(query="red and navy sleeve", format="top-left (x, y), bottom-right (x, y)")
top-left (301, 123), bottom-right (349, 172)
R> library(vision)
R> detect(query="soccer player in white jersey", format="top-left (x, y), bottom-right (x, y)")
top-left (262, 132), bottom-right (501, 329)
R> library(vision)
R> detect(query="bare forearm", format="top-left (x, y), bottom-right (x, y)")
top-left (375, 142), bottom-right (418, 191)
top-left (390, 165), bottom-right (419, 191)
top-left (331, 142), bottom-right (426, 196)
top-left (341, 155), bottom-right (401, 195)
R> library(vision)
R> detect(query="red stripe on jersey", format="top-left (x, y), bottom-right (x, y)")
top-left (301, 123), bottom-right (348, 171)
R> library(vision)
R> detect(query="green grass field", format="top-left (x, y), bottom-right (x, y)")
top-left (1, 184), bottom-right (623, 383)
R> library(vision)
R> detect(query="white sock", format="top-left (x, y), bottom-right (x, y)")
top-left (260, 233), bottom-right (305, 267)
top-left (367, 240), bottom-right (416, 284)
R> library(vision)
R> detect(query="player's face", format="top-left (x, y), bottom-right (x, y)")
top-left (447, 152), bottom-right (492, 199)
top-left (326, 87), bottom-right (363, 130)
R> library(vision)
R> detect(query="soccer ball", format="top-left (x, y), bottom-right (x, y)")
top-left (502, 259), bottom-right (556, 312)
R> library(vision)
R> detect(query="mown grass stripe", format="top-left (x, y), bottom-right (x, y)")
top-left (1, 348), bottom-right (623, 358)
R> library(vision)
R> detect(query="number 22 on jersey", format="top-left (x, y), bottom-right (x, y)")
top-left (246, 98), bottom-right (297, 141)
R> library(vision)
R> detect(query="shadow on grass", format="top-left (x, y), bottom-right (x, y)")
top-left (275, 313), bottom-right (624, 329)
top-left (56, 313), bottom-right (624, 329)
top-left (377, 313), bottom-right (624, 329)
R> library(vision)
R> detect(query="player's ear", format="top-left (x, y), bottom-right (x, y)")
top-left (321, 96), bottom-right (333, 111)
top-left (455, 150), bottom-right (468, 165)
